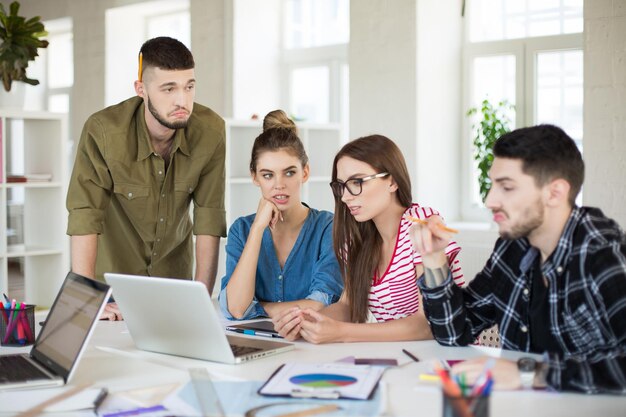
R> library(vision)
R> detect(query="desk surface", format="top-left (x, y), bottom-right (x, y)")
top-left (2, 314), bottom-right (626, 416)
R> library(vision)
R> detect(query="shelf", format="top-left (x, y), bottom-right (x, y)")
top-left (3, 182), bottom-right (63, 189)
top-left (6, 245), bottom-right (64, 258)
top-left (0, 111), bottom-right (69, 307)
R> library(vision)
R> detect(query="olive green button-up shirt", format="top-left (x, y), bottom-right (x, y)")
top-left (67, 96), bottom-right (226, 281)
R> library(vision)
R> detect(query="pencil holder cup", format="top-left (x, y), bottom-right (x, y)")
top-left (1, 304), bottom-right (36, 347)
top-left (442, 392), bottom-right (489, 417)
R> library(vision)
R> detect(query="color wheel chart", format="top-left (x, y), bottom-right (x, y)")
top-left (289, 374), bottom-right (358, 388)
top-left (259, 362), bottom-right (385, 399)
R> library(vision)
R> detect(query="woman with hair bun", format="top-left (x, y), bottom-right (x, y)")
top-left (218, 110), bottom-right (343, 320)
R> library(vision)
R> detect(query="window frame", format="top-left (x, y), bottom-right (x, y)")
top-left (282, 44), bottom-right (348, 124)
top-left (461, 32), bottom-right (583, 221)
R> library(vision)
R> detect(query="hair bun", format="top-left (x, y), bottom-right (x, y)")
top-left (263, 110), bottom-right (297, 134)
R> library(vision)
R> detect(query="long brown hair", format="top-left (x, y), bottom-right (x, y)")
top-left (332, 135), bottom-right (412, 322)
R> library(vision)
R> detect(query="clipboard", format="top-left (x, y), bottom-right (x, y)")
top-left (258, 362), bottom-right (384, 400)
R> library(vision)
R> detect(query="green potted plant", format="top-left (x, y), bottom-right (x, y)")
top-left (0, 1), bottom-right (48, 92)
top-left (466, 99), bottom-right (514, 202)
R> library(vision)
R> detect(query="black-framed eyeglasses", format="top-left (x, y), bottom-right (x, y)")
top-left (329, 172), bottom-right (390, 198)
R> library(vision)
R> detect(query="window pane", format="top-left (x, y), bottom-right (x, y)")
top-left (469, 0), bottom-right (583, 42)
top-left (536, 50), bottom-right (583, 145)
top-left (470, 55), bottom-right (516, 204)
top-left (285, 0), bottom-right (349, 48)
top-left (290, 66), bottom-right (329, 123)
top-left (47, 32), bottom-right (74, 89)
top-left (471, 55), bottom-right (516, 111)
top-left (146, 11), bottom-right (191, 48)
top-left (48, 94), bottom-right (70, 113)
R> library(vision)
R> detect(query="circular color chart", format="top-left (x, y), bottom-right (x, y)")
top-left (289, 373), bottom-right (357, 388)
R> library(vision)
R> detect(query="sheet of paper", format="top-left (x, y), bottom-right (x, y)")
top-left (165, 380), bottom-right (382, 417)
top-left (259, 362), bottom-right (384, 400)
top-left (0, 387), bottom-right (105, 412)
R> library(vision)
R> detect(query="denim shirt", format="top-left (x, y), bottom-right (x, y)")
top-left (219, 206), bottom-right (343, 320)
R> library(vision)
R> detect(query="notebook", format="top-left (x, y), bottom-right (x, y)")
top-left (225, 319), bottom-right (282, 338)
top-left (103, 273), bottom-right (294, 364)
top-left (0, 272), bottom-right (111, 390)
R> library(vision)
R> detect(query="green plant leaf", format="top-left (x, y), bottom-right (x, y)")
top-left (0, 1), bottom-right (48, 91)
top-left (467, 98), bottom-right (515, 202)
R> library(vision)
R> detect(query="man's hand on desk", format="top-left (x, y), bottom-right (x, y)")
top-left (100, 302), bottom-right (123, 321)
top-left (450, 356), bottom-right (547, 391)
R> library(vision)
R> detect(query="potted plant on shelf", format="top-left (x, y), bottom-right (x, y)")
top-left (466, 99), bottom-right (514, 202)
top-left (0, 1), bottom-right (48, 92)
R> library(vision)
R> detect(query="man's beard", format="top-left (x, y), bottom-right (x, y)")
top-left (147, 96), bottom-right (189, 130)
top-left (498, 198), bottom-right (544, 240)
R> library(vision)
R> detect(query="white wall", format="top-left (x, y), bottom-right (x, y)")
top-left (350, 0), bottom-right (418, 183)
top-left (416, 0), bottom-right (463, 221)
top-left (350, 0), bottom-right (462, 221)
top-left (583, 0), bottom-right (626, 227)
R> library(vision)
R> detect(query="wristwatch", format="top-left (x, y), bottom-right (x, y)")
top-left (517, 357), bottom-right (537, 389)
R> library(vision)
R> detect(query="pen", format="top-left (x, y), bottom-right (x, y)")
top-left (94, 388), bottom-right (109, 410)
top-left (229, 328), bottom-right (276, 338)
top-left (402, 348), bottom-right (419, 362)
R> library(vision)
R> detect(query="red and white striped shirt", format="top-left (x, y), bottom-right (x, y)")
top-left (368, 204), bottom-right (464, 322)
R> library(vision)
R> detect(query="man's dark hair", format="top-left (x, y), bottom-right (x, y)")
top-left (139, 36), bottom-right (194, 74)
top-left (493, 124), bottom-right (584, 206)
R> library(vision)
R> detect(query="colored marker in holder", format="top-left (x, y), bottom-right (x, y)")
top-left (0, 302), bottom-right (36, 346)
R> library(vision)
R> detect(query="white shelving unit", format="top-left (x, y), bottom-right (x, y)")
top-left (224, 119), bottom-right (344, 226)
top-left (0, 110), bottom-right (69, 307)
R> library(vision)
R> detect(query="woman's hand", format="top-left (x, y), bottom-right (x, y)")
top-left (299, 309), bottom-right (343, 344)
top-left (272, 307), bottom-right (303, 341)
top-left (252, 198), bottom-right (283, 230)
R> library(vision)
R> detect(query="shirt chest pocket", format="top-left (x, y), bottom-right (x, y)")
top-left (174, 182), bottom-right (194, 209)
top-left (561, 304), bottom-right (608, 353)
top-left (114, 183), bottom-right (150, 214)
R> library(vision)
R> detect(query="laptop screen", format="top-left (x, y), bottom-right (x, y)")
top-left (30, 272), bottom-right (110, 380)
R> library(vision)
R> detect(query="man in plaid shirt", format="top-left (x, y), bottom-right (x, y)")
top-left (412, 124), bottom-right (626, 393)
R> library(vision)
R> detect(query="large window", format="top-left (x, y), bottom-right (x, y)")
top-left (463, 0), bottom-right (583, 219)
top-left (282, 0), bottom-right (349, 126)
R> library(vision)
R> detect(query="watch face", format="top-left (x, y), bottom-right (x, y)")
top-left (518, 357), bottom-right (537, 372)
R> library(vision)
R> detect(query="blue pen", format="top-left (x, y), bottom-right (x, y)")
top-left (227, 327), bottom-right (277, 338)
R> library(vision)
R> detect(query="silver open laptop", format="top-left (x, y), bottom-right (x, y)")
top-left (103, 273), bottom-right (294, 364)
top-left (0, 272), bottom-right (111, 390)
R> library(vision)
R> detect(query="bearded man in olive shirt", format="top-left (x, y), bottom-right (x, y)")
top-left (67, 37), bottom-right (226, 320)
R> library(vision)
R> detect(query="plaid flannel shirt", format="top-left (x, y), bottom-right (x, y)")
top-left (419, 206), bottom-right (626, 394)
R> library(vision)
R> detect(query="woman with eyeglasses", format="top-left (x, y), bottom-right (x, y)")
top-left (218, 110), bottom-right (343, 320)
top-left (273, 134), bottom-right (464, 342)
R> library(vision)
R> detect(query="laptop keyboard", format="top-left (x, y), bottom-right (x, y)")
top-left (230, 344), bottom-right (262, 357)
top-left (0, 355), bottom-right (51, 382)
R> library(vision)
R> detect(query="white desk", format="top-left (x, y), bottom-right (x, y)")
top-left (3, 317), bottom-right (626, 416)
